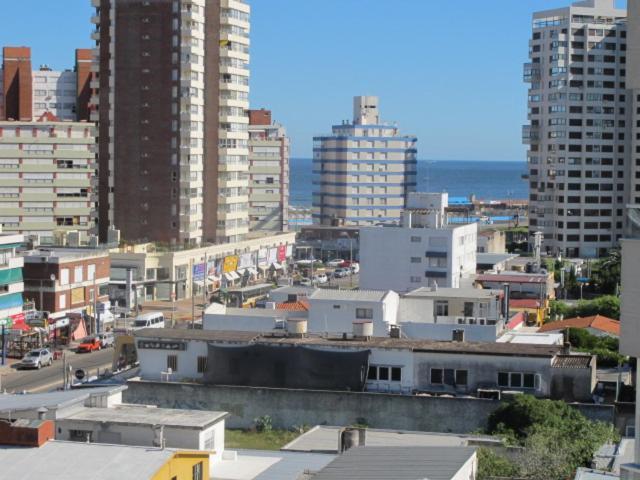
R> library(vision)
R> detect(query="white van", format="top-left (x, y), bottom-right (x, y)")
top-left (131, 312), bottom-right (165, 330)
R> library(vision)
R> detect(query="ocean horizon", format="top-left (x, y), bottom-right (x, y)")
top-left (289, 158), bottom-right (528, 207)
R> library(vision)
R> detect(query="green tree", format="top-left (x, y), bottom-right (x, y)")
top-left (592, 249), bottom-right (621, 295)
top-left (546, 296), bottom-right (620, 322)
top-left (476, 448), bottom-right (519, 480)
top-left (486, 395), bottom-right (618, 480)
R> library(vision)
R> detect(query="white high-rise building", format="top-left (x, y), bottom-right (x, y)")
top-left (524, 0), bottom-right (627, 258)
top-left (313, 96), bottom-right (417, 226)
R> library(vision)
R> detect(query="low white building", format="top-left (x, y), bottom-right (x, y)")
top-left (397, 287), bottom-right (505, 342)
top-left (203, 303), bottom-right (307, 333)
top-left (359, 193), bottom-right (477, 292)
top-left (133, 328), bottom-right (596, 402)
top-left (307, 289), bottom-right (399, 337)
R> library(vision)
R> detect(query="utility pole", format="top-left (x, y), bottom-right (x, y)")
top-left (190, 258), bottom-right (195, 329)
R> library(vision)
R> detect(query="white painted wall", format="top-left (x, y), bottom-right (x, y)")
top-left (359, 223), bottom-right (477, 293)
top-left (621, 239), bottom-right (640, 356)
top-left (451, 452), bottom-right (478, 480)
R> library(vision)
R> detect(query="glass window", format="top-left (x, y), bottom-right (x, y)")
top-left (510, 373), bottom-right (523, 388)
top-left (435, 301), bottom-right (449, 316)
top-left (455, 370), bottom-right (468, 386)
top-left (356, 308), bottom-right (373, 319)
top-left (60, 268), bottom-right (69, 286)
top-left (498, 372), bottom-right (509, 387)
top-left (523, 373), bottom-right (535, 389)
top-left (74, 265), bottom-right (83, 283)
top-left (367, 366), bottom-right (377, 380)
top-left (391, 367), bottom-right (402, 382)
top-left (430, 368), bottom-right (443, 384)
top-left (444, 369), bottom-right (455, 385)
top-left (378, 366), bottom-right (389, 381)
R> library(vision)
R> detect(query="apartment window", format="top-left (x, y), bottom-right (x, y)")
top-left (356, 308), bottom-right (373, 319)
top-left (498, 372), bottom-right (538, 390)
top-left (197, 356), bottom-right (208, 373)
top-left (74, 265), bottom-right (83, 283)
top-left (60, 268), bottom-right (69, 286)
top-left (59, 293), bottom-right (67, 310)
top-left (430, 368), bottom-right (465, 386)
top-left (88, 264), bottom-right (96, 281)
top-left (410, 276), bottom-right (421, 283)
top-left (167, 355), bottom-right (178, 372)
top-left (193, 462), bottom-right (204, 480)
top-left (410, 257), bottom-right (421, 263)
top-left (435, 300), bottom-right (449, 317)
top-left (410, 236), bottom-right (421, 243)
top-left (368, 365), bottom-right (401, 382)
top-left (463, 302), bottom-right (474, 317)
top-left (69, 430), bottom-right (93, 442)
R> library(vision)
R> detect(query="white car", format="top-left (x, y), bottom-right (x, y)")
top-left (326, 259), bottom-right (344, 267)
top-left (350, 263), bottom-right (360, 274)
top-left (299, 277), bottom-right (313, 286)
top-left (333, 268), bottom-right (350, 278)
top-left (20, 348), bottom-right (53, 370)
top-left (313, 273), bottom-right (328, 284)
top-left (97, 332), bottom-right (115, 348)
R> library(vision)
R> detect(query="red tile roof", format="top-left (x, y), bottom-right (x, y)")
top-left (510, 299), bottom-right (542, 309)
top-left (36, 111), bottom-right (60, 122)
top-left (275, 300), bottom-right (310, 312)
top-left (538, 315), bottom-right (620, 336)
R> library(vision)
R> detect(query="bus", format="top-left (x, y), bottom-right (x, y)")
top-left (214, 283), bottom-right (274, 308)
top-left (131, 312), bottom-right (165, 330)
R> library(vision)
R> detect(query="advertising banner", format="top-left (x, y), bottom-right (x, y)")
top-left (192, 263), bottom-right (206, 281)
top-left (239, 253), bottom-right (253, 269)
top-left (286, 244), bottom-right (293, 257)
top-left (267, 248), bottom-right (278, 265)
top-left (223, 255), bottom-right (238, 273)
top-left (277, 245), bottom-right (286, 262)
top-left (258, 248), bottom-right (268, 265)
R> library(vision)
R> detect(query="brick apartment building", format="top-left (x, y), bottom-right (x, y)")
top-left (21, 248), bottom-right (109, 321)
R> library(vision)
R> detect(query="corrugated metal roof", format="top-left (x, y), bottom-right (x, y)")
top-left (552, 355), bottom-right (593, 369)
top-left (310, 446), bottom-right (476, 480)
top-left (0, 386), bottom-right (126, 414)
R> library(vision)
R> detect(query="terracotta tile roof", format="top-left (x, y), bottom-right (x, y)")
top-left (275, 300), bottom-right (310, 312)
top-left (36, 111), bottom-right (60, 122)
top-left (510, 299), bottom-right (542, 309)
top-left (538, 315), bottom-right (620, 336)
top-left (552, 355), bottom-right (593, 369)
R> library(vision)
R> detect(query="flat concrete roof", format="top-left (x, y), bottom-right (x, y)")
top-left (64, 405), bottom-right (228, 430)
top-left (0, 386), bottom-right (125, 415)
top-left (211, 449), bottom-right (335, 480)
top-left (282, 426), bottom-right (501, 454)
top-left (309, 289), bottom-right (391, 302)
top-left (0, 441), bottom-right (181, 480)
top-left (476, 252), bottom-right (519, 266)
top-left (404, 286), bottom-right (502, 300)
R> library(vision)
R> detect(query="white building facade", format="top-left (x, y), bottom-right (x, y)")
top-left (0, 232), bottom-right (24, 327)
top-left (359, 194), bottom-right (477, 292)
top-left (524, 0), bottom-right (628, 257)
top-left (313, 96), bottom-right (417, 226)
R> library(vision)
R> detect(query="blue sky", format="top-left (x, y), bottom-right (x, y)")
top-left (0, 0), bottom-right (628, 160)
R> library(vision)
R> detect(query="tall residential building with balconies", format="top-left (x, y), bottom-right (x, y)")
top-left (93, 0), bottom-right (250, 246)
top-left (313, 96), bottom-right (417, 226)
top-left (0, 47), bottom-right (97, 240)
top-left (248, 109), bottom-right (290, 232)
top-left (524, 0), bottom-right (628, 258)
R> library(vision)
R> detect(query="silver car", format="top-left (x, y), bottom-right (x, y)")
top-left (20, 348), bottom-right (53, 370)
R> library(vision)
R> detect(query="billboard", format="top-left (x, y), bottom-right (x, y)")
top-left (223, 255), bottom-right (238, 273)
top-left (277, 245), bottom-right (286, 262)
top-left (258, 248), bottom-right (268, 265)
top-left (192, 263), bottom-right (206, 281)
top-left (239, 253), bottom-right (253, 269)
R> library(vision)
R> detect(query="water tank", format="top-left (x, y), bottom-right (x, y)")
top-left (288, 318), bottom-right (308, 336)
top-left (353, 320), bottom-right (373, 338)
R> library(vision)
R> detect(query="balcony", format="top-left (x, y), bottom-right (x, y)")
top-left (91, 0), bottom-right (100, 6)
top-left (523, 63), bottom-right (541, 82)
top-left (90, 15), bottom-right (100, 25)
top-left (91, 30), bottom-right (100, 41)
top-left (522, 125), bottom-right (540, 144)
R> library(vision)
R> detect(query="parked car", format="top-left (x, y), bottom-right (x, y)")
top-left (333, 268), bottom-right (350, 278)
top-left (97, 332), bottom-right (115, 348)
top-left (350, 263), bottom-right (360, 274)
top-left (20, 349), bottom-right (53, 369)
top-left (77, 336), bottom-right (102, 353)
top-left (313, 273), bottom-right (328, 284)
top-left (299, 277), bottom-right (313, 287)
top-left (326, 258), bottom-right (344, 267)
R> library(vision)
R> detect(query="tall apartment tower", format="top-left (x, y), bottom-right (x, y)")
top-left (0, 47), bottom-right (97, 240)
top-left (248, 109), bottom-right (290, 232)
top-left (93, 0), bottom-right (250, 246)
top-left (313, 96), bottom-right (417, 226)
top-left (524, 0), bottom-right (628, 258)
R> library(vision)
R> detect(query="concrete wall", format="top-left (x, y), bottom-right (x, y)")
top-left (123, 381), bottom-right (615, 433)
top-left (620, 239), bottom-right (640, 357)
top-left (400, 321), bottom-right (502, 342)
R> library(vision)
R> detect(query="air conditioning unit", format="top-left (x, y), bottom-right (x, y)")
top-left (477, 317), bottom-right (487, 325)
top-left (456, 317), bottom-right (466, 324)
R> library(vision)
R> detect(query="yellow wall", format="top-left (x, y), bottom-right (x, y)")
top-left (151, 452), bottom-right (210, 480)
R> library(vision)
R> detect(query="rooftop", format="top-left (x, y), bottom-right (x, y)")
top-left (405, 286), bottom-right (502, 300)
top-left (21, 247), bottom-right (109, 262)
top-left (538, 315), bottom-right (620, 336)
top-left (552, 354), bottom-right (594, 369)
top-left (308, 289), bottom-right (391, 302)
top-left (64, 405), bottom-right (228, 429)
top-left (509, 298), bottom-right (543, 309)
top-left (134, 329), bottom-right (565, 358)
top-left (269, 285), bottom-right (317, 296)
top-left (497, 331), bottom-right (563, 345)
top-left (0, 441), bottom-right (181, 480)
top-left (274, 300), bottom-right (310, 312)
top-left (211, 449), bottom-right (335, 480)
top-left (309, 446), bottom-right (477, 480)
top-left (476, 272), bottom-right (550, 284)
top-left (476, 252), bottom-right (519, 266)
top-left (282, 426), bottom-right (500, 454)
top-left (0, 386), bottom-right (125, 415)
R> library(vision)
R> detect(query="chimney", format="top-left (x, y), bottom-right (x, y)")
top-left (37, 407), bottom-right (47, 420)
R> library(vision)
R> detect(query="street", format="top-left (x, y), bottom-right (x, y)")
top-left (0, 348), bottom-right (114, 393)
